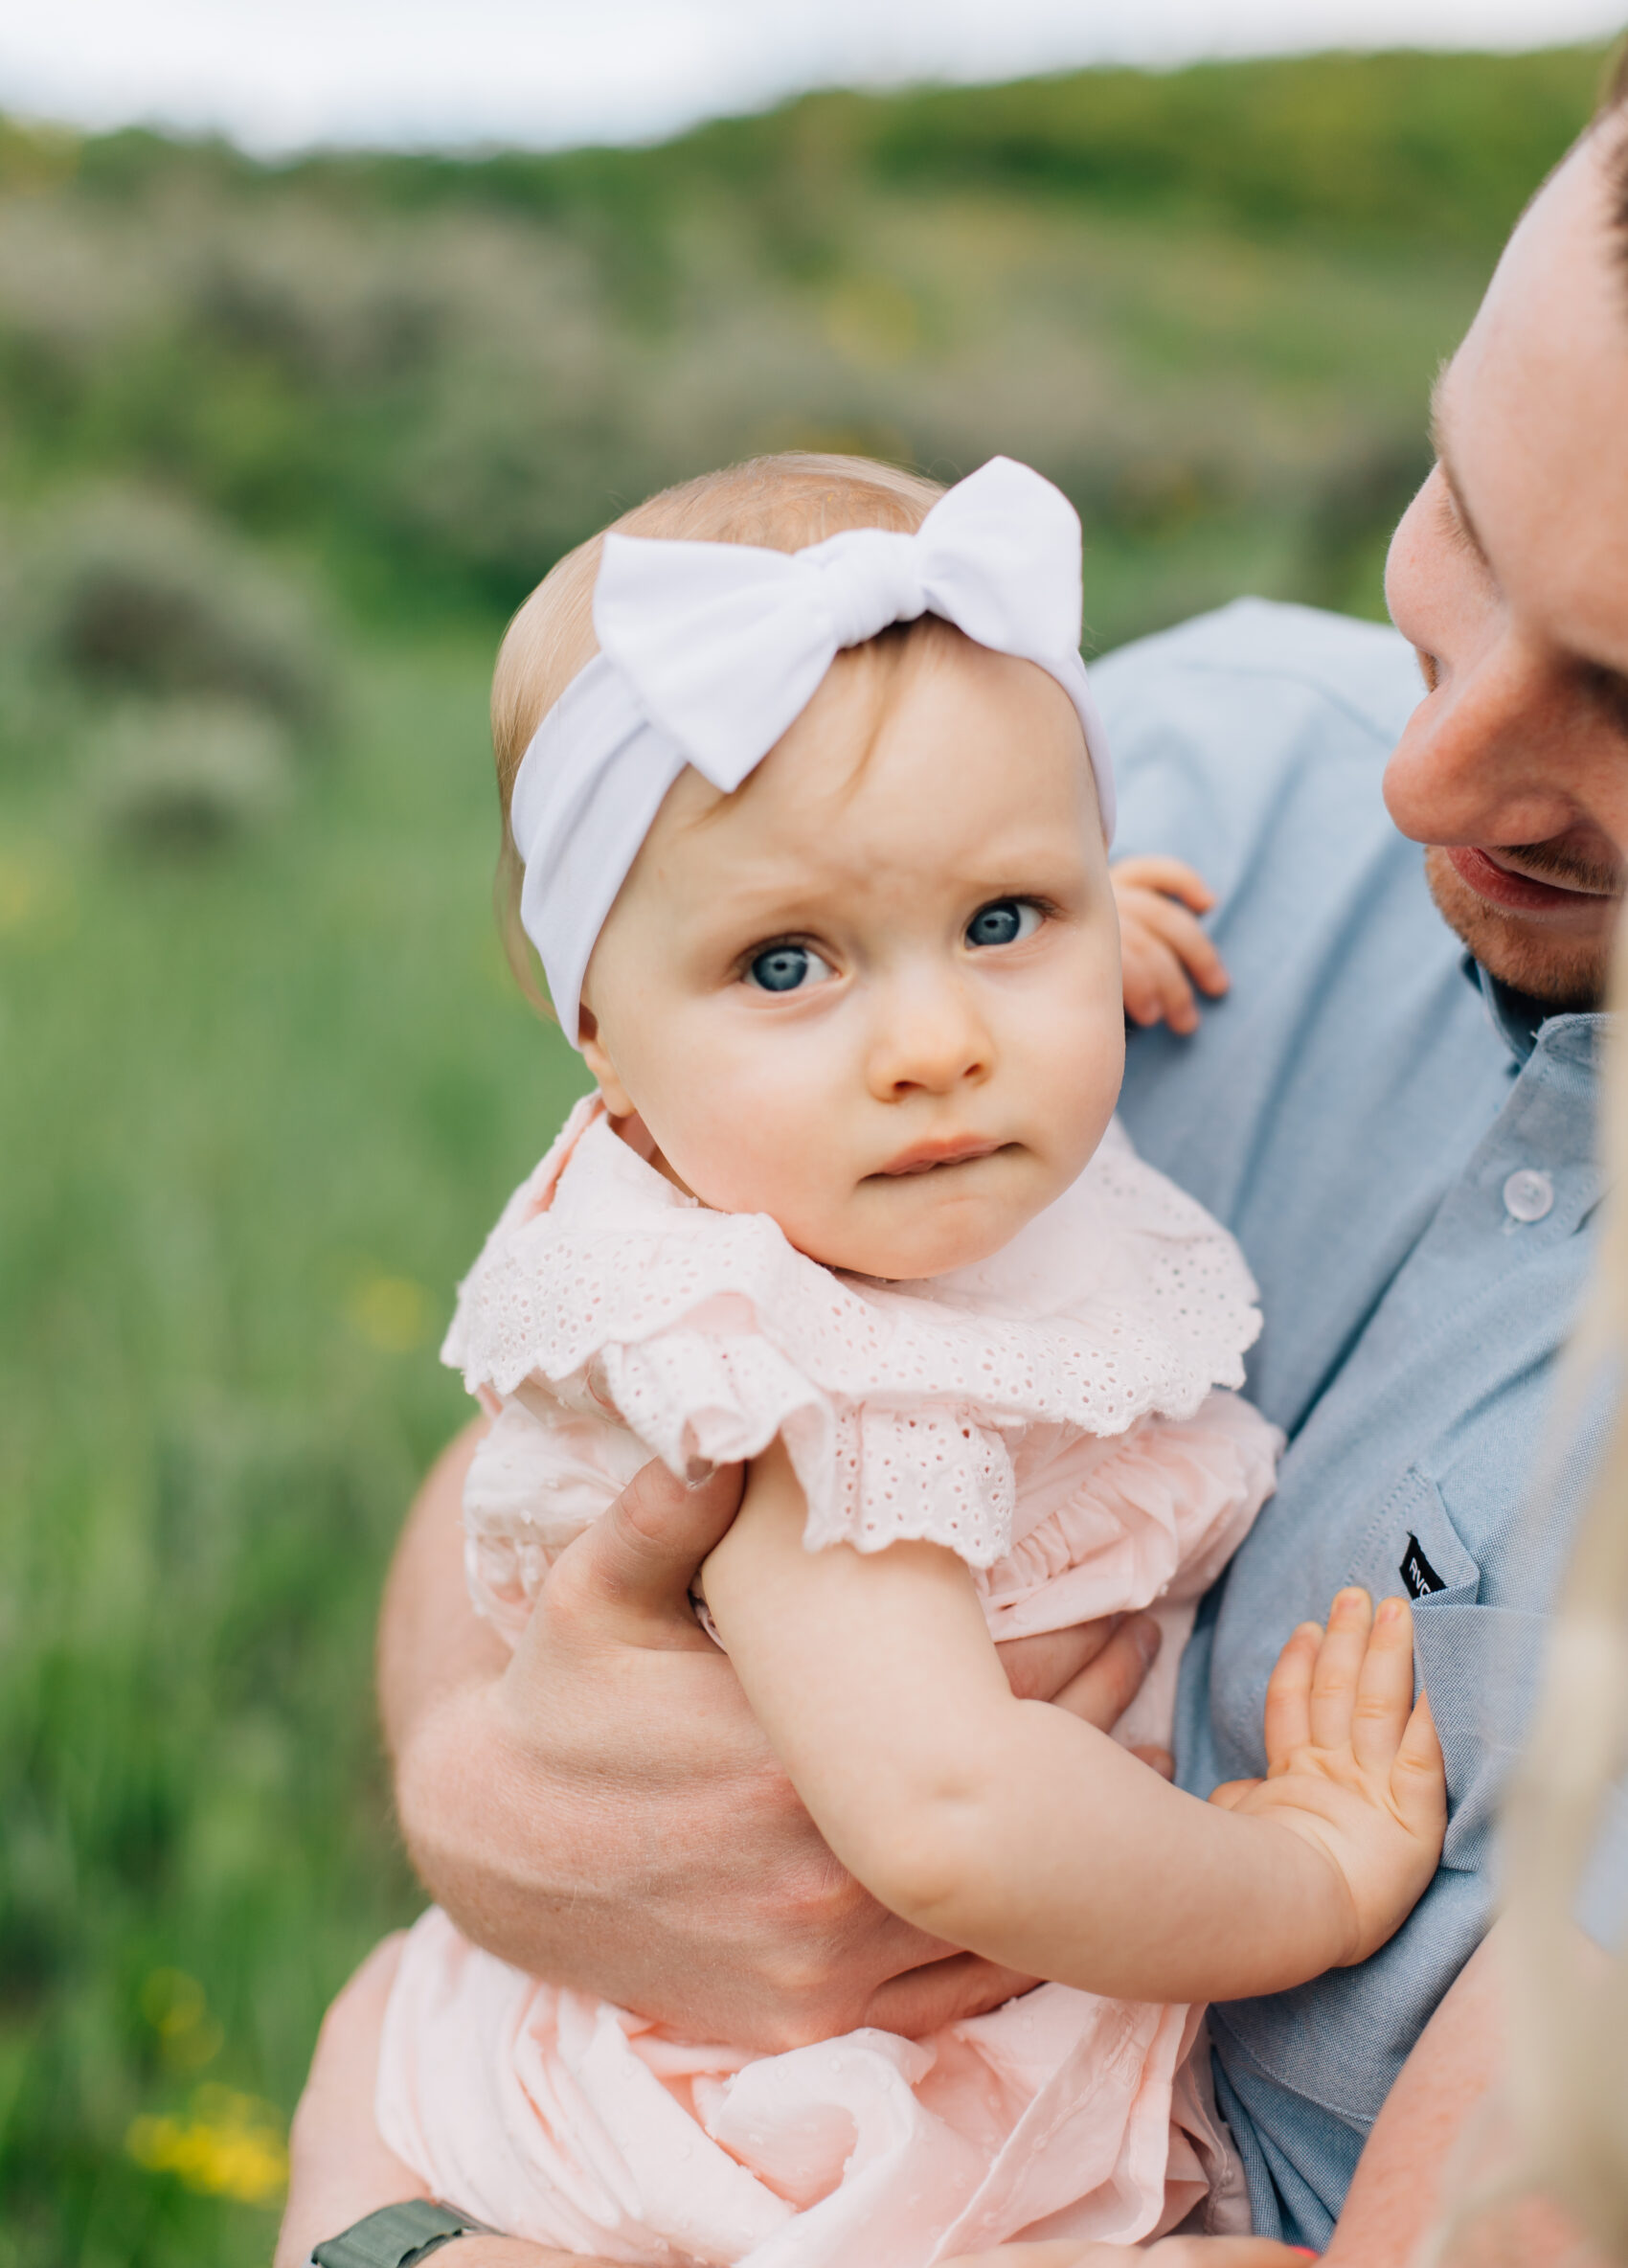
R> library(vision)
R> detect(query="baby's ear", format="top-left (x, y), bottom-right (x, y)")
top-left (578, 1009), bottom-right (635, 1117)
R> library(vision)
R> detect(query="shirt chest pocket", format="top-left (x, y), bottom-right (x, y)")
top-left (1345, 1463), bottom-right (1480, 1608)
top-left (1345, 1463), bottom-right (1543, 1872)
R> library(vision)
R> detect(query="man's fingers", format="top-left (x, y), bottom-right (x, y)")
top-left (1261, 1622), bottom-right (1320, 1769)
top-left (545, 1459), bottom-right (745, 1647)
top-left (1149, 2243), bottom-right (1323, 2268)
top-left (862, 1950), bottom-right (1043, 2037)
top-left (941, 2244), bottom-right (1125, 2266)
top-left (1150, 2243), bottom-right (1323, 2268)
top-left (942, 2237), bottom-right (1311, 2266)
top-left (1051, 1612), bottom-right (1161, 1729)
top-left (1307, 1587), bottom-right (1373, 1752)
top-left (996, 1615), bottom-right (1123, 1703)
top-left (1349, 1594), bottom-right (1419, 1771)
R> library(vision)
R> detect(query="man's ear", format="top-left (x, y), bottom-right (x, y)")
top-left (577, 1006), bottom-right (635, 1117)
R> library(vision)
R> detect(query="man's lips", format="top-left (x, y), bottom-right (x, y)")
top-left (1445, 846), bottom-right (1619, 919)
top-left (875, 1137), bottom-right (1004, 1178)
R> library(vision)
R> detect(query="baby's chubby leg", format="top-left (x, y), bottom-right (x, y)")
top-left (274, 1937), bottom-right (614, 2268)
top-left (273, 1937), bottom-right (425, 2268)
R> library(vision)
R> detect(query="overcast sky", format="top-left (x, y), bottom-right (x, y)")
top-left (2, 0), bottom-right (1622, 156)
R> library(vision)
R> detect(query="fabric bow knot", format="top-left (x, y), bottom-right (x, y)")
top-left (511, 455), bottom-right (1114, 1047)
top-left (592, 455), bottom-right (1104, 796)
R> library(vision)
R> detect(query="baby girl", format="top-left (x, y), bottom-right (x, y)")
top-left (369, 452), bottom-right (1444, 2265)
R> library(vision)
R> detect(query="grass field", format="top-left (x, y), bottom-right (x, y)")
top-left (0, 37), bottom-right (1616, 2262)
top-left (0, 630), bottom-right (594, 2262)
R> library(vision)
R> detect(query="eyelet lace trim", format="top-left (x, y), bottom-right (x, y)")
top-left (444, 1099), bottom-right (1268, 1572)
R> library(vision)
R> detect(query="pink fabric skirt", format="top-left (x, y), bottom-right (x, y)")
top-left (376, 1909), bottom-right (1230, 2265)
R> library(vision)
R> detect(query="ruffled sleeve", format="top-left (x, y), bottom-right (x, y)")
top-left (977, 1388), bottom-right (1283, 1639)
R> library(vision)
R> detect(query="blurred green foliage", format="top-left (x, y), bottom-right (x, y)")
top-left (0, 39), bottom-right (1614, 2263)
top-left (0, 40), bottom-right (1611, 638)
top-left (0, 628), bottom-right (594, 2265)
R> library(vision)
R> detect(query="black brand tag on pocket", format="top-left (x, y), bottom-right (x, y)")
top-left (1399, 1532), bottom-right (1448, 1599)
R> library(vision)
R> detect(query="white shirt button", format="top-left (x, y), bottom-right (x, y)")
top-left (1503, 1168), bottom-right (1555, 1223)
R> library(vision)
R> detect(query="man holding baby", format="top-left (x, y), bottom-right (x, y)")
top-left (281, 60), bottom-right (1628, 2268)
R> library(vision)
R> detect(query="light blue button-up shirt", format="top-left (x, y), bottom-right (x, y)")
top-left (1097, 599), bottom-right (1609, 2250)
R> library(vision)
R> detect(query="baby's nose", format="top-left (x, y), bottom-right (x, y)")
top-left (867, 982), bottom-right (992, 1098)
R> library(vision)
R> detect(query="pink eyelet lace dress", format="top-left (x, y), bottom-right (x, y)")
top-left (376, 1097), bottom-right (1283, 2267)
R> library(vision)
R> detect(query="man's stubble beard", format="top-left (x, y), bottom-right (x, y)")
top-left (1423, 845), bottom-right (1614, 1011)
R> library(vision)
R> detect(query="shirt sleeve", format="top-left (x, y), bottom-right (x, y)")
top-left (1092, 597), bottom-right (1425, 896)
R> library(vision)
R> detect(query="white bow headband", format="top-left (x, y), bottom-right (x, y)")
top-left (510, 455), bottom-right (1114, 1048)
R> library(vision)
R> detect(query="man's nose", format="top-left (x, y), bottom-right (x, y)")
top-left (865, 974), bottom-right (993, 1100)
top-left (1383, 632), bottom-right (1595, 851)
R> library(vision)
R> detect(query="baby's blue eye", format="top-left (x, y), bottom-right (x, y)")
top-left (966, 899), bottom-right (1042, 949)
top-left (746, 942), bottom-right (834, 992)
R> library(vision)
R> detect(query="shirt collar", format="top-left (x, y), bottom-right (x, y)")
top-left (1465, 954), bottom-right (1606, 1068)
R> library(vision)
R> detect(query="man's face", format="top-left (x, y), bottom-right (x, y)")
top-left (1384, 125), bottom-right (1628, 1009)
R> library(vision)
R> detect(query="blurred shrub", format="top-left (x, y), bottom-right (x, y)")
top-left (279, 41), bottom-right (1605, 261)
top-left (860, 47), bottom-right (1606, 252)
top-left (0, 43), bottom-right (1607, 641)
top-left (89, 699), bottom-right (293, 854)
top-left (1296, 438), bottom-right (1435, 616)
top-left (30, 488), bottom-right (334, 735)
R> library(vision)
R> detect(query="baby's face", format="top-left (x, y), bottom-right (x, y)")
top-left (579, 627), bottom-right (1124, 1280)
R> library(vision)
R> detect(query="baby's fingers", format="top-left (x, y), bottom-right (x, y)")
top-left (1208, 1775), bottom-right (1264, 1812)
top-left (1392, 1685), bottom-right (1446, 1844)
top-left (1121, 930), bottom-right (1200, 1033)
top-left (1111, 855), bottom-right (1216, 913)
top-left (1128, 891), bottom-right (1231, 1000)
top-left (1308, 1588), bottom-right (1375, 1753)
top-left (1261, 1622), bottom-right (1323, 1771)
top-left (1349, 1595), bottom-right (1420, 1772)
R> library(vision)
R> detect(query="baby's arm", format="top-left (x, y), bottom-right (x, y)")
top-left (701, 1442), bottom-right (1444, 2007)
top-left (1113, 855), bottom-right (1230, 1033)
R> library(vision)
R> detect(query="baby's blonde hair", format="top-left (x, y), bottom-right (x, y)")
top-left (491, 452), bottom-right (945, 1013)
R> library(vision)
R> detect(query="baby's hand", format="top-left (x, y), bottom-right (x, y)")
top-left (1210, 1588), bottom-right (1446, 1967)
top-left (1112, 856), bottom-right (1230, 1034)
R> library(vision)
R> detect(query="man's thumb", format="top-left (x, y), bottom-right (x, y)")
top-left (546, 1458), bottom-right (744, 1643)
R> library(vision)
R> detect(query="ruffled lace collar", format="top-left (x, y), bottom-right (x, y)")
top-left (445, 1096), bottom-right (1260, 1400)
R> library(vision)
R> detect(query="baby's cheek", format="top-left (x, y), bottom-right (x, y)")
top-left (1030, 998), bottom-right (1124, 1178)
top-left (665, 1075), bottom-right (838, 1222)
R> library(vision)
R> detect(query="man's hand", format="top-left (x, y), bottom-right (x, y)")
top-left (383, 1423), bottom-right (1164, 2050)
top-left (942, 2241), bottom-right (1312, 2266)
top-left (1112, 856), bottom-right (1230, 1034)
